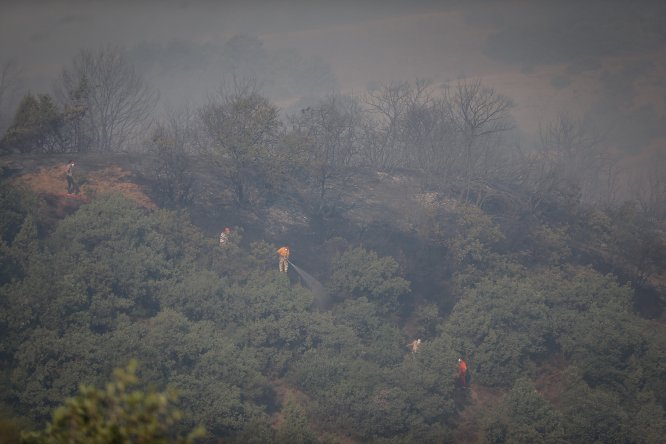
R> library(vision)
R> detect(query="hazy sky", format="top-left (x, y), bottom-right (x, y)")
top-left (2, 0), bottom-right (665, 163)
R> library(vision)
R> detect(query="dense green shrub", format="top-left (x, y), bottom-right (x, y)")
top-left (22, 360), bottom-right (204, 444)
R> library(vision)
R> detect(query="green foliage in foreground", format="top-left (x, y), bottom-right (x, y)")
top-left (22, 360), bottom-right (204, 444)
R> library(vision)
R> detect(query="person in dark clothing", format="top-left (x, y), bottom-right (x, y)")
top-left (66, 159), bottom-right (78, 194)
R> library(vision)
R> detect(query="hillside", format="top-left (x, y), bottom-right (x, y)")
top-left (1, 152), bottom-right (665, 443)
top-left (4, 152), bottom-right (663, 319)
top-left (3, 153), bottom-right (461, 306)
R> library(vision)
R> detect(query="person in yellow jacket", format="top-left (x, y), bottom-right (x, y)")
top-left (277, 246), bottom-right (290, 273)
top-left (408, 338), bottom-right (422, 354)
top-left (219, 227), bottom-right (231, 246)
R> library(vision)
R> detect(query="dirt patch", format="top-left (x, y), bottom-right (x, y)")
top-left (11, 164), bottom-right (156, 209)
top-left (453, 384), bottom-right (505, 444)
top-left (534, 353), bottom-right (569, 406)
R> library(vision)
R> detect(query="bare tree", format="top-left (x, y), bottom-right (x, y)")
top-left (56, 47), bottom-right (157, 152)
top-left (539, 114), bottom-right (608, 203)
top-left (55, 74), bottom-right (91, 153)
top-left (515, 114), bottom-right (612, 212)
top-left (515, 144), bottom-right (568, 213)
top-left (402, 95), bottom-right (462, 187)
top-left (362, 80), bottom-right (432, 171)
top-left (147, 108), bottom-right (197, 208)
top-left (289, 93), bottom-right (363, 206)
top-left (446, 79), bottom-right (514, 202)
top-left (198, 79), bottom-right (281, 206)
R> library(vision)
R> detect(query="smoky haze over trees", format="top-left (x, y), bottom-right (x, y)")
top-left (1, 47), bottom-right (157, 153)
top-left (2, 0), bottom-right (664, 199)
top-left (1, 1), bottom-right (666, 443)
top-left (56, 47), bottom-right (158, 152)
top-left (127, 33), bottom-right (339, 112)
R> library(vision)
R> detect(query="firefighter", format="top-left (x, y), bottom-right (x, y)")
top-left (277, 246), bottom-right (290, 273)
top-left (219, 227), bottom-right (231, 246)
top-left (66, 159), bottom-right (78, 194)
top-left (458, 358), bottom-right (470, 388)
top-left (408, 338), bottom-right (422, 354)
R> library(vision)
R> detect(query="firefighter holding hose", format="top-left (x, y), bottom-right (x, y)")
top-left (277, 246), bottom-right (290, 273)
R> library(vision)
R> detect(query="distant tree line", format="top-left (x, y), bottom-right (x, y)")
top-left (1, 48), bottom-right (156, 154)
top-left (5, 44), bottom-right (665, 216)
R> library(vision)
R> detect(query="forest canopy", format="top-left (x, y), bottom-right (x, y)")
top-left (0, 180), bottom-right (664, 443)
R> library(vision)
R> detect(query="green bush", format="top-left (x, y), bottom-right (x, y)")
top-left (22, 360), bottom-right (204, 444)
top-left (327, 247), bottom-right (410, 312)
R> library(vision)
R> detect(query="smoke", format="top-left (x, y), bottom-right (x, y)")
top-left (289, 261), bottom-right (329, 308)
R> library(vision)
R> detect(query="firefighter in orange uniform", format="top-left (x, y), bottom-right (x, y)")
top-left (277, 246), bottom-right (290, 273)
top-left (458, 358), bottom-right (469, 387)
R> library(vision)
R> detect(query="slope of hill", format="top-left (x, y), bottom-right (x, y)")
top-left (3, 151), bottom-right (664, 328)
top-left (1, 152), bottom-right (665, 443)
top-left (2, 153), bottom-right (459, 300)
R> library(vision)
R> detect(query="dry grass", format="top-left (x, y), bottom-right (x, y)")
top-left (12, 164), bottom-right (156, 209)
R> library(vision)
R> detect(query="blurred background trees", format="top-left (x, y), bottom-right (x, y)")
top-left (55, 47), bottom-right (158, 152)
